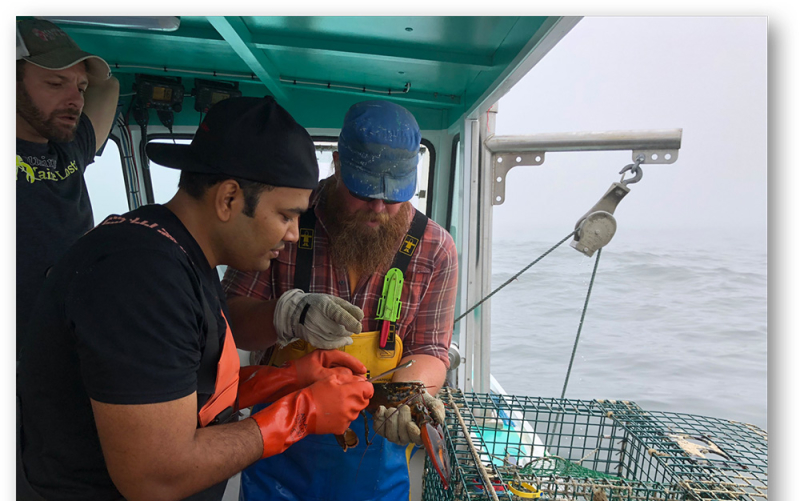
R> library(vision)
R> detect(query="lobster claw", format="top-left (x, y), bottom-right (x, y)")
top-left (421, 422), bottom-right (450, 489)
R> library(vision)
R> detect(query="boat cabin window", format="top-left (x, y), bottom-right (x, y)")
top-left (146, 136), bottom-right (432, 214)
top-left (146, 134), bottom-right (193, 204)
top-left (145, 135), bottom-right (432, 280)
top-left (84, 136), bottom-right (130, 224)
top-left (83, 132), bottom-right (432, 243)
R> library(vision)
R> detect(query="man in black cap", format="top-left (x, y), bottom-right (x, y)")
top-left (16, 96), bottom-right (374, 501)
top-left (16, 18), bottom-right (120, 359)
top-left (223, 100), bottom-right (457, 501)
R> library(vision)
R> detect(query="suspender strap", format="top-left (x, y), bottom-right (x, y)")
top-left (293, 208), bottom-right (318, 293)
top-left (289, 207), bottom-right (428, 351)
top-left (98, 215), bottom-right (229, 424)
top-left (381, 210), bottom-right (428, 350)
top-left (293, 208), bottom-right (428, 289)
top-left (197, 293), bottom-right (219, 397)
top-left (389, 210), bottom-right (428, 275)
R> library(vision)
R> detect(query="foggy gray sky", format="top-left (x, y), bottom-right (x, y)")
top-left (491, 16), bottom-right (767, 243)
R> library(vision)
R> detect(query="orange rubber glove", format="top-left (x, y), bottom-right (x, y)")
top-left (293, 350), bottom-right (367, 387)
top-left (250, 373), bottom-right (374, 458)
top-left (237, 350), bottom-right (367, 410)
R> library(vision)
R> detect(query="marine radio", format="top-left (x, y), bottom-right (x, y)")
top-left (134, 74), bottom-right (185, 113)
top-left (192, 79), bottom-right (242, 113)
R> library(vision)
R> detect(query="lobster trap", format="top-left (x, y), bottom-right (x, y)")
top-left (421, 389), bottom-right (768, 501)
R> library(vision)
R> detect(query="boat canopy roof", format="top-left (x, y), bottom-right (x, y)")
top-left (54, 16), bottom-right (574, 131)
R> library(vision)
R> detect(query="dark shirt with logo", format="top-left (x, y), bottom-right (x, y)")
top-left (16, 114), bottom-right (96, 359)
top-left (16, 204), bottom-right (229, 501)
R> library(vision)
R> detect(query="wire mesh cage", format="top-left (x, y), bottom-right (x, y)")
top-left (422, 389), bottom-right (767, 501)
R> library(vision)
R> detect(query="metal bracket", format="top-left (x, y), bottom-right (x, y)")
top-left (632, 149), bottom-right (679, 165)
top-left (492, 151), bottom-right (545, 205)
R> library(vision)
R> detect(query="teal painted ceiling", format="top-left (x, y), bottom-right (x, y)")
top-left (49, 16), bottom-right (559, 130)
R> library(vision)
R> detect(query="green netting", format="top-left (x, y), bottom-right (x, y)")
top-left (421, 389), bottom-right (768, 501)
top-left (516, 456), bottom-right (619, 480)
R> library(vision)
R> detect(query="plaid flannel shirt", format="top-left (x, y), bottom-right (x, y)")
top-left (221, 180), bottom-right (458, 367)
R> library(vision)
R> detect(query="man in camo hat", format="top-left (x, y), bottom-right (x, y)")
top-left (16, 18), bottom-right (120, 358)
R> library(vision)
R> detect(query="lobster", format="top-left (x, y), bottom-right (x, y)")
top-left (366, 381), bottom-right (451, 489)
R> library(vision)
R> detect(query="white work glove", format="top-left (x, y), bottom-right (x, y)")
top-left (373, 389), bottom-right (446, 446)
top-left (421, 390), bottom-right (447, 425)
top-left (374, 404), bottom-right (422, 446)
top-left (273, 289), bottom-right (364, 349)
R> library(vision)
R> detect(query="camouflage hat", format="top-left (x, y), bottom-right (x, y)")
top-left (16, 18), bottom-right (110, 80)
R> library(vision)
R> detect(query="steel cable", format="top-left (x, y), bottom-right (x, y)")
top-left (453, 229), bottom-right (578, 325)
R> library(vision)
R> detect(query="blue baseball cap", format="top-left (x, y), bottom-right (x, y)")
top-left (338, 100), bottom-right (421, 202)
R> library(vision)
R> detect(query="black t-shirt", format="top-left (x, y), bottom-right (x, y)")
top-left (16, 114), bottom-right (96, 359)
top-left (17, 204), bottom-right (229, 501)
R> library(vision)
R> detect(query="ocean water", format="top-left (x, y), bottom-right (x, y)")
top-left (485, 227), bottom-right (768, 431)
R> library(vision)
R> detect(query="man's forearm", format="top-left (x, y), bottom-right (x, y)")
top-left (93, 395), bottom-right (263, 501)
top-left (226, 295), bottom-right (279, 351)
top-left (83, 75), bottom-right (120, 152)
top-left (392, 353), bottom-right (447, 394)
top-left (120, 419), bottom-right (263, 501)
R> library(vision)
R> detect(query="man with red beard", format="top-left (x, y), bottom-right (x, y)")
top-left (222, 100), bottom-right (458, 501)
top-left (16, 18), bottom-right (120, 359)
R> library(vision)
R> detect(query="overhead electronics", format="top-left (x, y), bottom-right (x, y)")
top-left (192, 78), bottom-right (242, 113)
top-left (134, 74), bottom-right (185, 113)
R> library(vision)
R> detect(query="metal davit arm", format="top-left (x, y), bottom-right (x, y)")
top-left (486, 128), bottom-right (682, 205)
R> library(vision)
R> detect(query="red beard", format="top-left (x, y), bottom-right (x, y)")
top-left (323, 179), bottom-right (412, 276)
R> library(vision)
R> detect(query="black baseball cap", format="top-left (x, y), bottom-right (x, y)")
top-left (146, 96), bottom-right (319, 189)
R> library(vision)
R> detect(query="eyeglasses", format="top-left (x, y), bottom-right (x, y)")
top-left (347, 188), bottom-right (402, 205)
